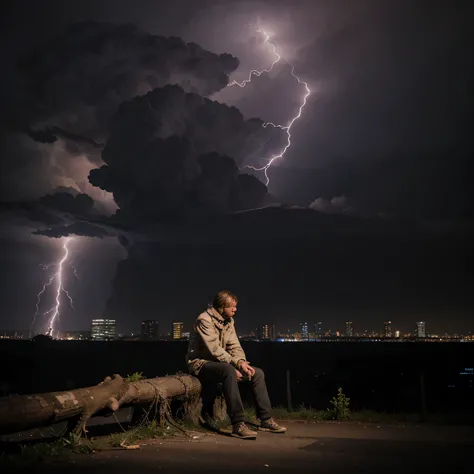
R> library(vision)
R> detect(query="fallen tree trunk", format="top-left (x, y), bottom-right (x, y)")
top-left (0, 374), bottom-right (202, 436)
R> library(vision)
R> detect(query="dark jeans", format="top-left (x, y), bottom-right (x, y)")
top-left (197, 362), bottom-right (272, 425)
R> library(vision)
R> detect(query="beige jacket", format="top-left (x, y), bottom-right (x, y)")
top-left (186, 306), bottom-right (248, 375)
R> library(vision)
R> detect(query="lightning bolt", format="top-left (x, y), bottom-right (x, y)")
top-left (32, 237), bottom-right (76, 338)
top-left (228, 29), bottom-right (311, 186)
top-left (228, 29), bottom-right (282, 89)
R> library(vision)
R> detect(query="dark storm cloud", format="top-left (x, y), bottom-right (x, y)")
top-left (101, 84), bottom-right (283, 168)
top-left (1, 16), bottom-right (281, 235)
top-left (309, 195), bottom-right (355, 216)
top-left (33, 222), bottom-right (113, 239)
top-left (88, 85), bottom-right (278, 222)
top-left (0, 19), bottom-right (240, 204)
top-left (38, 192), bottom-right (95, 216)
top-left (0, 189), bottom-right (114, 239)
top-left (7, 21), bottom-right (239, 143)
top-left (0, 201), bottom-right (65, 230)
top-left (26, 126), bottom-right (104, 150)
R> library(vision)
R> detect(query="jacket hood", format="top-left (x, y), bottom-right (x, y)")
top-left (206, 305), bottom-right (233, 324)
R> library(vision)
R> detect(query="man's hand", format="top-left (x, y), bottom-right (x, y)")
top-left (239, 361), bottom-right (255, 377)
top-left (235, 369), bottom-right (243, 381)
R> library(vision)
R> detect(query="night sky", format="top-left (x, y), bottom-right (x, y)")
top-left (0, 0), bottom-right (472, 336)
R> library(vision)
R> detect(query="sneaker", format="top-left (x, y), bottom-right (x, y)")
top-left (259, 417), bottom-right (287, 433)
top-left (199, 415), bottom-right (219, 432)
top-left (231, 421), bottom-right (258, 439)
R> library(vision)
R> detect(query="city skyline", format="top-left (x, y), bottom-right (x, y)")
top-left (2, 316), bottom-right (473, 339)
top-left (2, 325), bottom-right (471, 342)
top-left (2, 310), bottom-right (472, 342)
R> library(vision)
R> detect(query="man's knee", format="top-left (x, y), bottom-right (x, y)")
top-left (217, 363), bottom-right (237, 380)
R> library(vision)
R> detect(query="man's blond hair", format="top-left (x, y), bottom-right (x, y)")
top-left (213, 290), bottom-right (238, 312)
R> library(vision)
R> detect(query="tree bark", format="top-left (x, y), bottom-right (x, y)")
top-left (0, 374), bottom-right (202, 436)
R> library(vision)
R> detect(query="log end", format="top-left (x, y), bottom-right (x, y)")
top-left (107, 397), bottom-right (120, 412)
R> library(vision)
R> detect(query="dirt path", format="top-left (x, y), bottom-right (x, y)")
top-left (7, 421), bottom-right (474, 473)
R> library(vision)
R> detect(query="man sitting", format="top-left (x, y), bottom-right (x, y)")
top-left (186, 290), bottom-right (286, 439)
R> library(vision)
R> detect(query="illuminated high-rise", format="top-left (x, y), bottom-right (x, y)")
top-left (258, 324), bottom-right (275, 341)
top-left (300, 322), bottom-right (309, 340)
top-left (345, 321), bottom-right (353, 337)
top-left (384, 321), bottom-right (392, 338)
top-left (91, 319), bottom-right (116, 341)
top-left (172, 321), bottom-right (184, 340)
top-left (141, 320), bottom-right (158, 340)
top-left (315, 321), bottom-right (323, 338)
top-left (415, 321), bottom-right (426, 338)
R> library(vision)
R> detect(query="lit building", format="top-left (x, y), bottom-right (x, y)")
top-left (395, 330), bottom-right (400, 338)
top-left (258, 324), bottom-right (275, 340)
top-left (141, 320), bottom-right (159, 340)
top-left (172, 321), bottom-right (184, 340)
top-left (415, 321), bottom-right (426, 338)
top-left (345, 321), bottom-right (353, 337)
top-left (315, 321), bottom-right (323, 338)
top-left (91, 319), bottom-right (116, 341)
top-left (384, 321), bottom-right (392, 338)
top-left (300, 322), bottom-right (309, 340)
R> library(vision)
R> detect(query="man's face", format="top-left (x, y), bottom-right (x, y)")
top-left (222, 300), bottom-right (237, 319)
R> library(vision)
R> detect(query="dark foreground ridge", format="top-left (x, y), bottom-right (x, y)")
top-left (5, 421), bottom-right (472, 473)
